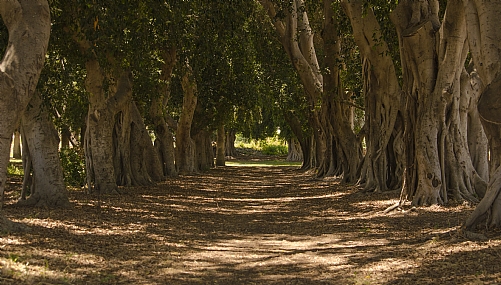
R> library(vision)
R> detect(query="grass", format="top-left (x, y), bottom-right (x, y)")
top-left (225, 160), bottom-right (301, 167)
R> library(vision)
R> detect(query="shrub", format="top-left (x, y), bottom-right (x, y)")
top-left (59, 147), bottom-right (86, 187)
top-left (261, 141), bottom-right (288, 156)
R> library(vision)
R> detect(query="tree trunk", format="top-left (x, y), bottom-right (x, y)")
top-left (225, 129), bottom-right (238, 157)
top-left (463, 69), bottom-right (488, 182)
top-left (392, 0), bottom-right (484, 206)
top-left (261, 0), bottom-right (361, 179)
top-left (151, 47), bottom-right (178, 177)
top-left (83, 60), bottom-right (132, 194)
top-left (194, 129), bottom-right (214, 171)
top-left (463, 0), bottom-right (501, 229)
top-left (283, 109), bottom-right (312, 170)
top-left (19, 91), bottom-right (70, 207)
top-left (286, 138), bottom-right (303, 162)
top-left (131, 105), bottom-right (164, 184)
top-left (20, 136), bottom-right (31, 201)
top-left (152, 111), bottom-right (177, 177)
top-left (113, 101), bottom-right (164, 186)
top-left (260, 0), bottom-right (324, 173)
top-left (176, 62), bottom-right (198, 174)
top-left (0, 0), bottom-right (51, 206)
top-left (341, 0), bottom-right (404, 191)
top-left (320, 0), bottom-right (362, 182)
top-left (216, 123), bottom-right (225, 166)
top-left (12, 131), bottom-right (22, 159)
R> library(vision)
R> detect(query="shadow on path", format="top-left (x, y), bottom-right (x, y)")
top-left (1, 166), bottom-right (500, 284)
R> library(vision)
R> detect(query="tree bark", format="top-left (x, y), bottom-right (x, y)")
top-left (225, 129), bottom-right (238, 157)
top-left (83, 60), bottom-right (131, 194)
top-left (113, 101), bottom-right (164, 186)
top-left (12, 131), bottom-right (22, 159)
top-left (286, 138), bottom-right (303, 162)
top-left (320, 0), bottom-right (362, 182)
top-left (464, 0), bottom-right (501, 228)
top-left (392, 0), bottom-right (484, 206)
top-left (176, 62), bottom-right (198, 174)
top-left (151, 47), bottom-right (178, 177)
top-left (283, 109), bottom-right (312, 170)
top-left (19, 91), bottom-right (70, 207)
top-left (216, 123), bottom-right (226, 166)
top-left (0, 0), bottom-right (51, 206)
top-left (194, 129), bottom-right (214, 171)
top-left (341, 0), bottom-right (404, 192)
top-left (463, 69), bottom-right (488, 182)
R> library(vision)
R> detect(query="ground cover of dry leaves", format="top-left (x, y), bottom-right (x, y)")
top-left (1, 164), bottom-right (501, 284)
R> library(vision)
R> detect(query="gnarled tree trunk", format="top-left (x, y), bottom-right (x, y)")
top-left (283, 110), bottom-right (312, 170)
top-left (260, 0), bottom-right (324, 171)
top-left (113, 101), bottom-right (164, 186)
top-left (19, 91), bottom-right (70, 207)
top-left (0, 0), bottom-right (51, 207)
top-left (83, 60), bottom-right (131, 194)
top-left (261, 0), bottom-right (361, 180)
top-left (341, 0), bottom-right (404, 192)
top-left (225, 129), bottom-right (238, 157)
top-left (176, 62), bottom-right (198, 174)
top-left (194, 129), bottom-right (214, 171)
top-left (463, 69), bottom-right (488, 182)
top-left (320, 0), bottom-right (362, 182)
top-left (151, 47), bottom-right (177, 177)
top-left (286, 138), bottom-right (303, 162)
top-left (393, 0), bottom-right (485, 206)
top-left (463, 0), bottom-right (501, 228)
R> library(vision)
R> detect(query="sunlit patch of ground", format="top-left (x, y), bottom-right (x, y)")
top-left (1, 165), bottom-right (501, 284)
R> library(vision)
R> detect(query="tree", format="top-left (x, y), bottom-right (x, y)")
top-left (19, 91), bottom-right (70, 207)
top-left (392, 0), bottom-right (486, 206)
top-left (464, 0), bottom-right (501, 229)
top-left (341, 0), bottom-right (404, 192)
top-left (54, 0), bottom-right (165, 193)
top-left (259, 0), bottom-right (362, 180)
top-left (0, 0), bottom-right (51, 205)
top-left (319, 0), bottom-right (363, 181)
top-left (150, 47), bottom-right (178, 177)
top-left (175, 62), bottom-right (198, 174)
top-left (12, 131), bottom-right (21, 159)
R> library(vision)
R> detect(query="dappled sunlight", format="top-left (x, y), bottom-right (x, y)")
top-left (0, 165), bottom-right (500, 284)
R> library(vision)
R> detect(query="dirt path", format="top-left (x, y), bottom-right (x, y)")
top-left (1, 166), bottom-right (501, 284)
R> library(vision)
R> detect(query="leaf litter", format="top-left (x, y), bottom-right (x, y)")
top-left (0, 165), bottom-right (501, 284)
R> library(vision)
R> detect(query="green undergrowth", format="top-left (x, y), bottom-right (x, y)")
top-left (225, 160), bottom-right (301, 167)
top-left (7, 160), bottom-right (23, 176)
top-left (236, 135), bottom-right (288, 156)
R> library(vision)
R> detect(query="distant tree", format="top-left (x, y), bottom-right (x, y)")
top-left (259, 0), bottom-right (362, 179)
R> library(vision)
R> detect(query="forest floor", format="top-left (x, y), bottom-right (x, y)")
top-left (1, 159), bottom-right (501, 284)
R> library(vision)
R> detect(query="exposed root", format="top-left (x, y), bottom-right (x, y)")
top-left (460, 229), bottom-right (488, 241)
top-left (464, 166), bottom-right (501, 230)
top-left (383, 202), bottom-right (402, 213)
